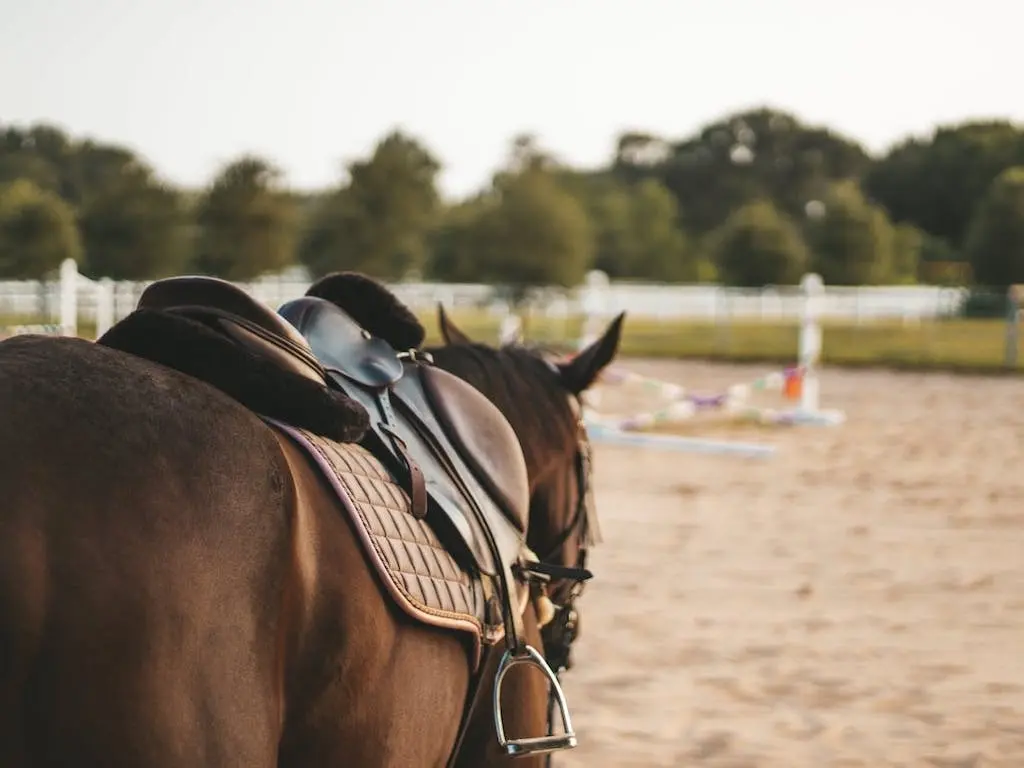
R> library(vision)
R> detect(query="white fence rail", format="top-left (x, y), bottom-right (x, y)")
top-left (0, 262), bottom-right (969, 338)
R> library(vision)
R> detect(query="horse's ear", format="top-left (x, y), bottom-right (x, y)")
top-left (557, 312), bottom-right (625, 395)
top-left (437, 304), bottom-right (473, 345)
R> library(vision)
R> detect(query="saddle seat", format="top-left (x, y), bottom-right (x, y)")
top-left (137, 276), bottom-right (327, 386)
top-left (277, 292), bottom-right (406, 389)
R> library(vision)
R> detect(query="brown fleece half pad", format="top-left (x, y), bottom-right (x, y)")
top-left (98, 308), bottom-right (369, 443)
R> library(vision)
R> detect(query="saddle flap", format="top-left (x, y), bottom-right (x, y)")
top-left (417, 367), bottom-right (530, 535)
top-left (279, 297), bottom-right (404, 388)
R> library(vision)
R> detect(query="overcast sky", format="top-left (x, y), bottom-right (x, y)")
top-left (2, 0), bottom-right (1017, 198)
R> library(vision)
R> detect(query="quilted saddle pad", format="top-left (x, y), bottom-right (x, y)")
top-left (269, 421), bottom-right (519, 667)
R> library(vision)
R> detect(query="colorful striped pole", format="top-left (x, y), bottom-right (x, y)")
top-left (584, 420), bottom-right (777, 459)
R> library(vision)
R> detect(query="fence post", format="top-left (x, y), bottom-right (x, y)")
top-left (577, 270), bottom-right (610, 350)
top-left (497, 304), bottom-right (522, 345)
top-left (59, 258), bottom-right (78, 337)
top-left (1006, 284), bottom-right (1023, 369)
top-left (95, 278), bottom-right (115, 338)
top-left (798, 273), bottom-right (825, 414)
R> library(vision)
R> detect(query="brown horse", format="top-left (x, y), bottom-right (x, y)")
top-left (0, 273), bottom-right (623, 768)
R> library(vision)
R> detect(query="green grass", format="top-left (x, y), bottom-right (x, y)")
top-left (5, 311), bottom-right (1020, 375)
top-left (419, 309), bottom-right (1022, 374)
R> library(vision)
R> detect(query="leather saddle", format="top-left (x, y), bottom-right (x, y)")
top-left (136, 276), bottom-right (529, 585)
top-left (278, 295), bottom-right (529, 575)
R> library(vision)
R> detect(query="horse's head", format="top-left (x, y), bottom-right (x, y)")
top-left (426, 306), bottom-right (624, 671)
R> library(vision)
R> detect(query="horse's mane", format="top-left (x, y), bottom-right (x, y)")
top-left (425, 340), bottom-right (578, 482)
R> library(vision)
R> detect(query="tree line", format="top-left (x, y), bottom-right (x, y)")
top-left (2, 108), bottom-right (1024, 297)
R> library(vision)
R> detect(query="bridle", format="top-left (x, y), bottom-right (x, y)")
top-left (516, 394), bottom-right (601, 766)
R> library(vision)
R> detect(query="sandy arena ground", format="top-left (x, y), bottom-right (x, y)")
top-left (555, 359), bottom-right (1024, 768)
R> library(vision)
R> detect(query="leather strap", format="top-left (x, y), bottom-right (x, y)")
top-left (376, 389), bottom-right (428, 520)
top-left (386, 427), bottom-right (428, 519)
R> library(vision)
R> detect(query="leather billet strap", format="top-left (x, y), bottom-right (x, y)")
top-left (375, 388), bottom-right (428, 520)
top-left (379, 423), bottom-right (428, 520)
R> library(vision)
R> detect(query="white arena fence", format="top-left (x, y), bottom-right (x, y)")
top-left (0, 262), bottom-right (969, 341)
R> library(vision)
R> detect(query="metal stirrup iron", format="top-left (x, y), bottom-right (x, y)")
top-left (493, 645), bottom-right (577, 757)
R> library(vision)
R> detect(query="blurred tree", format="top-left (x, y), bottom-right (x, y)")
top-left (652, 108), bottom-right (870, 237)
top-left (0, 122), bottom-right (155, 209)
top-left (7, 112), bottom-right (1024, 292)
top-left (500, 132), bottom-right (557, 177)
top-left (0, 123), bottom-right (64, 195)
top-left (611, 131), bottom-right (671, 185)
top-left (621, 178), bottom-right (693, 281)
top-left (864, 120), bottom-right (1024, 249)
top-left (79, 166), bottom-right (190, 279)
top-left (425, 195), bottom-right (489, 282)
top-left (0, 179), bottom-right (82, 279)
top-left (194, 155), bottom-right (298, 280)
top-left (709, 199), bottom-right (809, 286)
top-left (963, 166), bottom-right (1024, 288)
top-left (299, 130), bottom-right (441, 279)
top-left (890, 223), bottom-right (926, 284)
top-left (572, 175), bottom-right (633, 278)
top-left (67, 143), bottom-right (145, 207)
top-left (560, 170), bottom-right (697, 281)
top-left (469, 160), bottom-right (593, 303)
top-left (805, 180), bottom-right (896, 285)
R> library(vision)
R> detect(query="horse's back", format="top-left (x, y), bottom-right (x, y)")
top-left (0, 335), bottom-right (292, 767)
